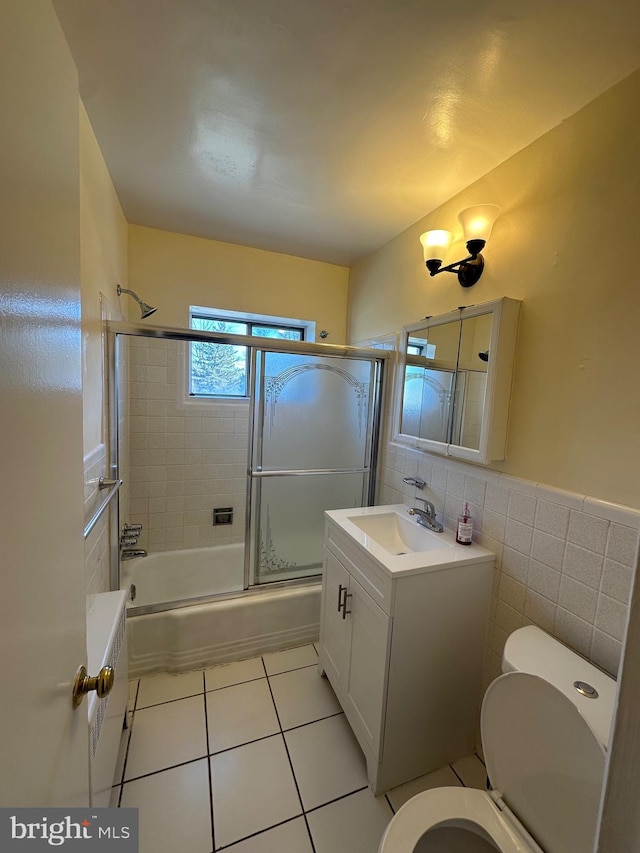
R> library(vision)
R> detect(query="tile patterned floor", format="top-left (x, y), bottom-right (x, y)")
top-left (116, 644), bottom-right (487, 852)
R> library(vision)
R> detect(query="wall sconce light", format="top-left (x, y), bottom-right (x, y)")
top-left (419, 204), bottom-right (500, 287)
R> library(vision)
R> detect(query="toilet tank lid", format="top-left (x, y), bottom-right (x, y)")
top-left (501, 626), bottom-right (616, 749)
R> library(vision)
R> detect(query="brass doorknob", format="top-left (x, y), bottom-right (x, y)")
top-left (72, 664), bottom-right (115, 708)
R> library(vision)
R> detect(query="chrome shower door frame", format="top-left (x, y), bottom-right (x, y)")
top-left (107, 320), bottom-right (387, 597)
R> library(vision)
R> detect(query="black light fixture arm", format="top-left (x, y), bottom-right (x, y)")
top-left (425, 239), bottom-right (486, 288)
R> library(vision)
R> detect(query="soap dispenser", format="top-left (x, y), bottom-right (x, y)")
top-left (456, 502), bottom-right (473, 545)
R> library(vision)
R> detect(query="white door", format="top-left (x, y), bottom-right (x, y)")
top-left (0, 1), bottom-right (89, 806)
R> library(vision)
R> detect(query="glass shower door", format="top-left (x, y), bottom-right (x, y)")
top-left (249, 349), bottom-right (380, 584)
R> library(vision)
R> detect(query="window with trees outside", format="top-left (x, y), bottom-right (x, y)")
top-left (189, 310), bottom-right (310, 398)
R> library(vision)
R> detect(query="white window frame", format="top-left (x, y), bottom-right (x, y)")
top-left (177, 306), bottom-right (316, 408)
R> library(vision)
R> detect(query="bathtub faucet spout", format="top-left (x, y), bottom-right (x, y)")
top-left (121, 548), bottom-right (147, 560)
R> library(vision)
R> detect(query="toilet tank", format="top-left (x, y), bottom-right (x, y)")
top-left (501, 625), bottom-right (616, 749)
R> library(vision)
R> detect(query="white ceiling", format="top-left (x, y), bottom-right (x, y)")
top-left (53, 0), bottom-right (640, 265)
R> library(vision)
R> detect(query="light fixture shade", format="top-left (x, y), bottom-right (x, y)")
top-left (458, 204), bottom-right (500, 243)
top-left (419, 229), bottom-right (453, 262)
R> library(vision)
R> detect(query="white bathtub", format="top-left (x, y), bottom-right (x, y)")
top-left (122, 544), bottom-right (321, 677)
top-left (121, 543), bottom-right (245, 609)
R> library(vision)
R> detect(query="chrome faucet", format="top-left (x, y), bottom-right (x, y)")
top-left (408, 498), bottom-right (444, 533)
top-left (121, 549), bottom-right (147, 560)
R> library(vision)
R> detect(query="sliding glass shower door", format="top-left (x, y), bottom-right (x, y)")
top-left (248, 349), bottom-right (381, 585)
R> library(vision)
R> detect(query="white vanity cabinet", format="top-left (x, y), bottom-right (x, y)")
top-left (318, 508), bottom-right (494, 795)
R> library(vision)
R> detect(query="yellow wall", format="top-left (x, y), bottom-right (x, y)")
top-left (79, 102), bottom-right (128, 455)
top-left (348, 70), bottom-right (640, 509)
top-left (127, 225), bottom-right (350, 342)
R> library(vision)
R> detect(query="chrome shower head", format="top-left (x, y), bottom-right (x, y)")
top-left (138, 300), bottom-right (158, 319)
top-left (117, 284), bottom-right (157, 319)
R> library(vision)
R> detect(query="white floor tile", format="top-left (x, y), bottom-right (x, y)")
top-left (206, 679), bottom-right (279, 753)
top-left (125, 696), bottom-right (207, 780)
top-left (307, 788), bottom-right (393, 853)
top-left (386, 764), bottom-right (462, 812)
top-left (211, 735), bottom-right (301, 848)
top-left (262, 644), bottom-right (318, 676)
top-left (269, 665), bottom-right (342, 730)
top-left (205, 657), bottom-right (265, 691)
top-left (284, 715), bottom-right (368, 810)
top-left (451, 754), bottom-right (488, 789)
top-left (109, 785), bottom-right (121, 808)
top-left (137, 670), bottom-right (204, 709)
top-left (121, 759), bottom-right (212, 853)
top-left (223, 818), bottom-right (313, 853)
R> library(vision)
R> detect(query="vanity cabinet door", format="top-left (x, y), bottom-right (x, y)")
top-left (345, 576), bottom-right (391, 758)
top-left (320, 548), bottom-right (351, 688)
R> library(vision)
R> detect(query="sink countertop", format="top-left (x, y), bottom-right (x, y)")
top-left (325, 504), bottom-right (494, 577)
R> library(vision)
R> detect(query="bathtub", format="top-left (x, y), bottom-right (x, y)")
top-left (121, 543), bottom-right (245, 610)
top-left (122, 544), bottom-right (321, 677)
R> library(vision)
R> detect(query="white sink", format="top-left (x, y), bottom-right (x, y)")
top-left (347, 511), bottom-right (450, 556)
top-left (325, 504), bottom-right (493, 576)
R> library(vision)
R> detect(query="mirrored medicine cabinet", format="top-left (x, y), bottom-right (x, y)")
top-left (393, 297), bottom-right (521, 465)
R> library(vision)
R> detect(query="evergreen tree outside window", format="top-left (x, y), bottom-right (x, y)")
top-left (190, 312), bottom-right (305, 398)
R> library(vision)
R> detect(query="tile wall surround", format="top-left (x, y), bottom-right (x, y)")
top-left (122, 336), bottom-right (248, 554)
top-left (84, 443), bottom-right (111, 601)
top-left (378, 441), bottom-right (640, 682)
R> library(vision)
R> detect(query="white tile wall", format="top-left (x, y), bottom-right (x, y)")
top-left (378, 442), bottom-right (640, 680)
top-left (122, 337), bottom-right (248, 553)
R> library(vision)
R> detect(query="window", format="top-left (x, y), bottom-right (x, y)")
top-left (188, 308), bottom-right (314, 398)
top-left (407, 338), bottom-right (437, 359)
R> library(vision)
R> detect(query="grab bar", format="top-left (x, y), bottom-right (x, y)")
top-left (84, 477), bottom-right (122, 540)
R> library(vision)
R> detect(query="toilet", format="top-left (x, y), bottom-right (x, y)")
top-left (378, 626), bottom-right (616, 853)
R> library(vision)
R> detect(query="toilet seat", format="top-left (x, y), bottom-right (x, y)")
top-left (379, 786), bottom-right (542, 852)
top-left (379, 672), bottom-right (606, 853)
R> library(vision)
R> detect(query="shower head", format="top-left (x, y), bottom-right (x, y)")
top-left (117, 284), bottom-right (157, 319)
top-left (478, 350), bottom-right (489, 362)
top-left (138, 300), bottom-right (158, 319)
